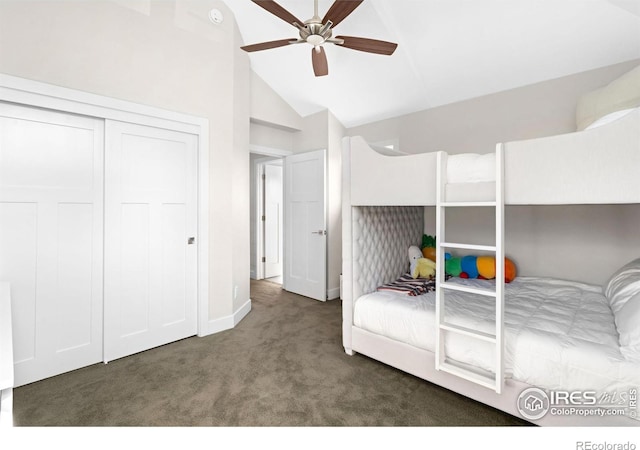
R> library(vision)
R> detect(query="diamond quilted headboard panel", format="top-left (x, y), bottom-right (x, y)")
top-left (351, 206), bottom-right (424, 298)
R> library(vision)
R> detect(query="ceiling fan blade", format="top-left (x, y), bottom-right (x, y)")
top-left (322, 0), bottom-right (364, 28)
top-left (251, 0), bottom-right (304, 27)
top-left (334, 36), bottom-right (398, 55)
top-left (241, 39), bottom-right (294, 52)
top-left (312, 47), bottom-right (328, 77)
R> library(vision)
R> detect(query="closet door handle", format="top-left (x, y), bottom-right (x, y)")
top-left (311, 230), bottom-right (326, 235)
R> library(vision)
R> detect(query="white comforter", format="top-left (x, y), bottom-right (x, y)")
top-left (354, 277), bottom-right (639, 393)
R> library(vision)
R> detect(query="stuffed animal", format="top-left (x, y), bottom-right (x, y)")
top-left (421, 234), bottom-right (437, 261)
top-left (409, 245), bottom-right (436, 279)
top-left (445, 253), bottom-right (517, 283)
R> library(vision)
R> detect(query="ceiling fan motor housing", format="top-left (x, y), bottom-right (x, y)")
top-left (300, 21), bottom-right (333, 46)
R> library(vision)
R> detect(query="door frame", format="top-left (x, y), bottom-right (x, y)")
top-left (250, 145), bottom-right (292, 282)
top-left (253, 157), bottom-right (284, 281)
top-left (0, 73), bottom-right (210, 339)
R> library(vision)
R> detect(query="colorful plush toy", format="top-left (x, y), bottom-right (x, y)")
top-left (409, 245), bottom-right (436, 279)
top-left (421, 234), bottom-right (437, 262)
top-left (445, 253), bottom-right (517, 283)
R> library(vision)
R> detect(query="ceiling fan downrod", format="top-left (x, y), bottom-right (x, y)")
top-left (298, 0), bottom-right (335, 47)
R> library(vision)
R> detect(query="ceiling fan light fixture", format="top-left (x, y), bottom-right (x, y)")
top-left (307, 34), bottom-right (325, 46)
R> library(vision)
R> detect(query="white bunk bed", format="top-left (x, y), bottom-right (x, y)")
top-left (341, 67), bottom-right (640, 426)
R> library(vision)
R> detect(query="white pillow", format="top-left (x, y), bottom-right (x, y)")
top-left (447, 153), bottom-right (496, 183)
top-left (576, 64), bottom-right (640, 131)
top-left (615, 291), bottom-right (640, 363)
top-left (584, 107), bottom-right (637, 130)
top-left (603, 257), bottom-right (640, 314)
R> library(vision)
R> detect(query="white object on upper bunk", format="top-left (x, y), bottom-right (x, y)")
top-left (585, 107), bottom-right (638, 130)
top-left (576, 64), bottom-right (640, 131)
top-left (446, 152), bottom-right (496, 183)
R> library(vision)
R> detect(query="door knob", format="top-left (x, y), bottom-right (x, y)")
top-left (311, 230), bottom-right (326, 235)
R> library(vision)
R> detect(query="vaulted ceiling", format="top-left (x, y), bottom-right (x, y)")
top-left (224, 0), bottom-right (640, 127)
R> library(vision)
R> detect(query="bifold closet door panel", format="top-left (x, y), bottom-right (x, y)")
top-left (0, 103), bottom-right (104, 387)
top-left (104, 121), bottom-right (198, 362)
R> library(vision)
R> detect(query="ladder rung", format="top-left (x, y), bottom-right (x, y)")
top-left (439, 281), bottom-right (496, 297)
top-left (438, 361), bottom-right (496, 390)
top-left (440, 242), bottom-right (496, 252)
top-left (440, 322), bottom-right (496, 343)
top-left (439, 201), bottom-right (497, 207)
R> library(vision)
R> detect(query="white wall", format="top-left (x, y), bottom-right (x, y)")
top-left (351, 60), bottom-right (640, 285)
top-left (349, 60), bottom-right (640, 155)
top-left (292, 110), bottom-right (330, 150)
top-left (326, 111), bottom-right (345, 299)
top-left (231, 22), bottom-right (252, 314)
top-left (250, 122), bottom-right (296, 152)
top-left (423, 204), bottom-right (640, 285)
top-left (0, 0), bottom-right (251, 325)
top-left (250, 71), bottom-right (303, 132)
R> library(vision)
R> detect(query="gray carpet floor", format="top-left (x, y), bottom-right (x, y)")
top-left (13, 279), bottom-right (530, 427)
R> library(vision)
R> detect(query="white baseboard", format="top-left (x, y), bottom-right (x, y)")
top-left (327, 286), bottom-right (340, 300)
top-left (199, 298), bottom-right (252, 337)
top-left (233, 299), bottom-right (252, 326)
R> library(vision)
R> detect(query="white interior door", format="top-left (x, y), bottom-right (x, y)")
top-left (0, 103), bottom-right (104, 386)
top-left (104, 121), bottom-right (197, 362)
top-left (264, 163), bottom-right (283, 279)
top-left (283, 149), bottom-right (327, 301)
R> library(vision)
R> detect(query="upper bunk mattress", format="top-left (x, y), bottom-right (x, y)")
top-left (354, 277), bottom-right (639, 394)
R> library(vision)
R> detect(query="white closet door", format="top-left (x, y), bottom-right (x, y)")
top-left (0, 103), bottom-right (104, 386)
top-left (104, 121), bottom-right (197, 362)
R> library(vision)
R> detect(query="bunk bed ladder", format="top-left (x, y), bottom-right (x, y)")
top-left (435, 145), bottom-right (505, 394)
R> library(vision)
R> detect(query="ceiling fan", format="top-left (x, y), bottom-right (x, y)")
top-left (240, 0), bottom-right (398, 77)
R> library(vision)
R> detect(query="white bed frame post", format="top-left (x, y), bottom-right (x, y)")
top-left (435, 147), bottom-right (505, 394)
top-left (341, 138), bottom-right (354, 355)
top-left (435, 152), bottom-right (447, 372)
top-left (495, 143), bottom-right (505, 394)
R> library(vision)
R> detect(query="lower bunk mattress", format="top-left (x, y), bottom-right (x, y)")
top-left (354, 277), bottom-right (639, 395)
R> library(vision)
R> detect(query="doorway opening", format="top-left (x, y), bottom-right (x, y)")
top-left (250, 146), bottom-right (328, 301)
top-left (250, 146), bottom-right (291, 287)
top-left (261, 158), bottom-right (283, 285)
